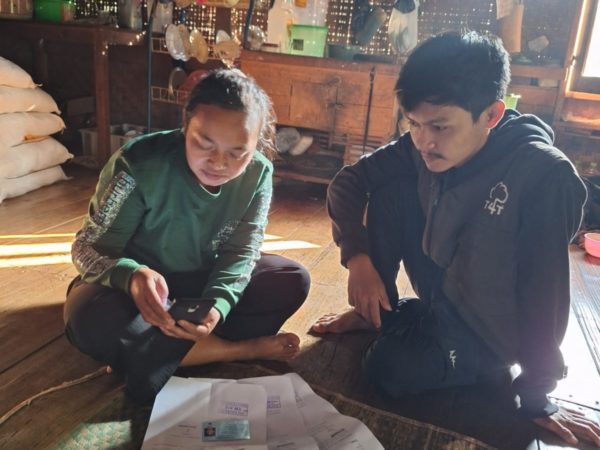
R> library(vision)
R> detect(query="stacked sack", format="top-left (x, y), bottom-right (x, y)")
top-left (0, 56), bottom-right (72, 204)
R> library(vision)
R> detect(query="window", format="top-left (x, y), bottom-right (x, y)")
top-left (567, 0), bottom-right (600, 97)
top-left (582, 1), bottom-right (600, 77)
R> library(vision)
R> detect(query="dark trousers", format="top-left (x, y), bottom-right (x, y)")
top-left (363, 179), bottom-right (504, 397)
top-left (63, 254), bottom-right (310, 403)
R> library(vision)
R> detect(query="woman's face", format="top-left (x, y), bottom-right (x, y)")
top-left (184, 104), bottom-right (260, 191)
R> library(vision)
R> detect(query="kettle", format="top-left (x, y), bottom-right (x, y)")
top-left (118, 0), bottom-right (143, 30)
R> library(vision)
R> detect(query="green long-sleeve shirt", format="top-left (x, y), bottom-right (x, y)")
top-left (72, 129), bottom-right (273, 320)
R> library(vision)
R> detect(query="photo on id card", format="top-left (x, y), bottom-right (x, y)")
top-left (202, 419), bottom-right (250, 441)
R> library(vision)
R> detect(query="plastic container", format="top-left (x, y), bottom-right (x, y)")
top-left (293, 0), bottom-right (328, 26)
top-left (34, 0), bottom-right (73, 22)
top-left (80, 124), bottom-right (158, 157)
top-left (289, 24), bottom-right (328, 57)
top-left (503, 93), bottom-right (521, 110)
top-left (584, 232), bottom-right (600, 258)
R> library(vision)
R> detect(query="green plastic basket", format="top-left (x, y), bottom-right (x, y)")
top-left (289, 25), bottom-right (328, 57)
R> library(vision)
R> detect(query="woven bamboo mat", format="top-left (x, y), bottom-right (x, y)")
top-left (53, 363), bottom-right (496, 450)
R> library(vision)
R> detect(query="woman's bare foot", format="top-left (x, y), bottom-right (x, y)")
top-left (181, 332), bottom-right (301, 366)
top-left (311, 309), bottom-right (373, 334)
top-left (249, 332), bottom-right (300, 361)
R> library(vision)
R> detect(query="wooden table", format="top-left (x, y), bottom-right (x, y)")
top-left (0, 20), bottom-right (144, 166)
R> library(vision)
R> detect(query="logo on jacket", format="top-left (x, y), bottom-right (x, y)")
top-left (484, 182), bottom-right (509, 215)
top-left (449, 350), bottom-right (457, 369)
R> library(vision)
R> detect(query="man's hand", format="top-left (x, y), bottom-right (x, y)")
top-left (129, 267), bottom-right (174, 328)
top-left (160, 307), bottom-right (222, 342)
top-left (347, 254), bottom-right (392, 329)
top-left (533, 405), bottom-right (600, 446)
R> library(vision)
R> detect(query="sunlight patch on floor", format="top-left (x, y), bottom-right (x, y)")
top-left (263, 233), bottom-right (281, 241)
top-left (0, 242), bottom-right (72, 257)
top-left (0, 241), bottom-right (72, 267)
top-left (0, 233), bottom-right (75, 240)
top-left (0, 254), bottom-right (72, 268)
top-left (0, 236), bottom-right (321, 268)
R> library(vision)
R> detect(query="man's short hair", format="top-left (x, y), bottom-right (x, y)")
top-left (396, 31), bottom-right (511, 121)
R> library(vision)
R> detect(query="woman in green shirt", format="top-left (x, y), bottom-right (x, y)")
top-left (64, 69), bottom-right (310, 402)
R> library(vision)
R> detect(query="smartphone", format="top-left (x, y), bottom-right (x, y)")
top-left (168, 298), bottom-right (216, 325)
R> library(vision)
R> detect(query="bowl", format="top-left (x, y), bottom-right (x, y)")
top-left (584, 232), bottom-right (600, 258)
top-left (327, 44), bottom-right (361, 61)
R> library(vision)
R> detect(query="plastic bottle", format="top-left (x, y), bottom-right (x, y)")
top-left (266, 0), bottom-right (297, 53)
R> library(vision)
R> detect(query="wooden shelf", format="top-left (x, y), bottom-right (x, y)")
top-left (151, 86), bottom-right (190, 105)
top-left (554, 121), bottom-right (600, 140)
top-left (0, 20), bottom-right (145, 45)
top-left (511, 63), bottom-right (565, 80)
top-left (273, 169), bottom-right (332, 185)
top-left (0, 20), bottom-right (145, 167)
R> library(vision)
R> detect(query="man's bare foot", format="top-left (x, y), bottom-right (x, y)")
top-left (248, 332), bottom-right (301, 361)
top-left (311, 309), bottom-right (373, 334)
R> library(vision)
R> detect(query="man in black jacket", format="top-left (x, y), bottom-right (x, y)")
top-left (312, 31), bottom-right (600, 446)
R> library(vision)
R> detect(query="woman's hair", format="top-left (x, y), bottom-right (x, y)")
top-left (396, 31), bottom-right (511, 121)
top-left (184, 69), bottom-right (276, 156)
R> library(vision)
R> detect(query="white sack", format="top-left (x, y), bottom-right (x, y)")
top-left (0, 137), bottom-right (73, 179)
top-left (0, 56), bottom-right (36, 89)
top-left (0, 112), bottom-right (65, 148)
top-left (0, 86), bottom-right (60, 114)
top-left (0, 165), bottom-right (69, 204)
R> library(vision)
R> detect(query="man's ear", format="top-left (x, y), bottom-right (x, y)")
top-left (483, 100), bottom-right (506, 129)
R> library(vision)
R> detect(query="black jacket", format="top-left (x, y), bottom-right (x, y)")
top-left (327, 110), bottom-right (587, 416)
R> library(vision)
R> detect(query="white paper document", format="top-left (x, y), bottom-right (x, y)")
top-left (240, 375), bottom-right (319, 450)
top-left (142, 373), bottom-right (383, 450)
top-left (142, 376), bottom-right (268, 449)
top-left (285, 373), bottom-right (384, 450)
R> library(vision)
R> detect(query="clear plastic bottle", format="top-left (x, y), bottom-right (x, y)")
top-left (266, 0), bottom-right (297, 53)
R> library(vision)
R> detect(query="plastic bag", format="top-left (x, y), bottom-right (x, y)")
top-left (388, 0), bottom-right (419, 55)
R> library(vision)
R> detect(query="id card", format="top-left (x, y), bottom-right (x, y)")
top-left (202, 419), bottom-right (251, 442)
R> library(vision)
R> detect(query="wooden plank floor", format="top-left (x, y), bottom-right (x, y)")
top-left (0, 165), bottom-right (598, 450)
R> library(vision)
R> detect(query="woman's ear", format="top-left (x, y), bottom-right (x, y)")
top-left (484, 100), bottom-right (506, 129)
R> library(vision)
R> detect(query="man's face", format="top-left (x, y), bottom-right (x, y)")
top-left (184, 104), bottom-right (259, 191)
top-left (406, 101), bottom-right (502, 173)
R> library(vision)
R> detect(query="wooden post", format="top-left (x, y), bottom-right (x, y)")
top-left (94, 31), bottom-right (111, 167)
top-left (498, 4), bottom-right (524, 54)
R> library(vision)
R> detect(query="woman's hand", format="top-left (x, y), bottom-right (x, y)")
top-left (129, 267), bottom-right (174, 328)
top-left (160, 307), bottom-right (222, 342)
top-left (347, 254), bottom-right (392, 329)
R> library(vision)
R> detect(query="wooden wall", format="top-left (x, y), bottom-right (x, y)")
top-left (0, 0), bottom-right (594, 164)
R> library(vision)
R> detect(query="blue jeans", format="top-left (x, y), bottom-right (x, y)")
top-left (362, 179), bottom-right (505, 397)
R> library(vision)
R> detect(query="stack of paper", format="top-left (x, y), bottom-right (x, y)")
top-left (142, 373), bottom-right (383, 450)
